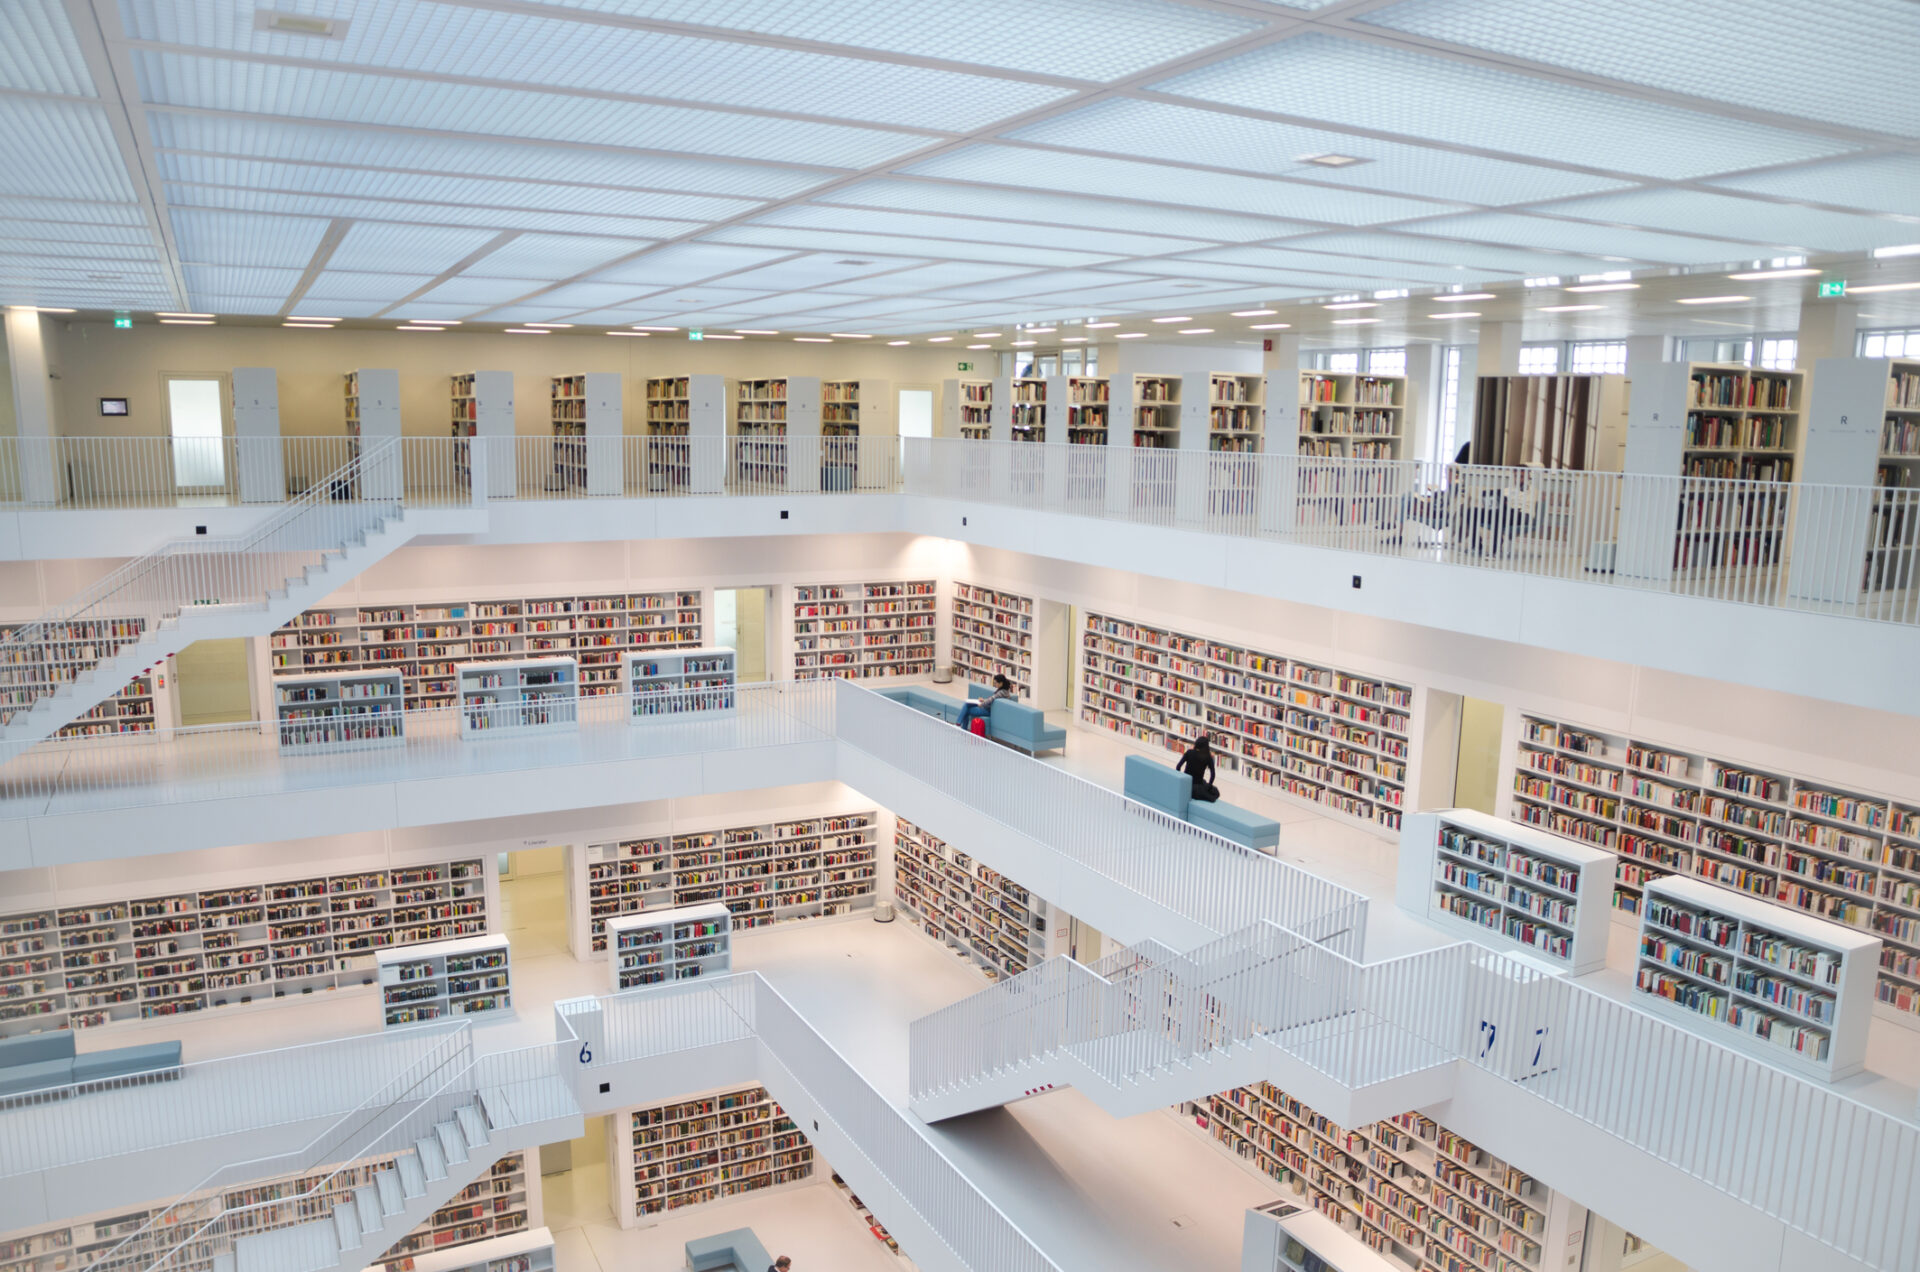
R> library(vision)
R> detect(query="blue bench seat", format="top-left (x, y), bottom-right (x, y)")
top-left (685, 1226), bottom-right (774, 1271)
top-left (875, 683), bottom-right (1066, 756)
top-left (1122, 754), bottom-right (1280, 852)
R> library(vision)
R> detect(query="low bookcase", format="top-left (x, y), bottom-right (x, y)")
top-left (458, 657), bottom-right (579, 738)
top-left (376, 933), bottom-right (513, 1027)
top-left (623, 647), bottom-right (736, 718)
top-left (273, 669), bottom-right (405, 755)
top-left (605, 902), bottom-right (731, 992)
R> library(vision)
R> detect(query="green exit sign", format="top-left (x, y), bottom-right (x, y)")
top-left (1819, 279), bottom-right (1847, 298)
top-left (113, 311), bottom-right (131, 329)
top-left (688, 328), bottom-right (704, 341)
top-left (957, 361), bottom-right (973, 371)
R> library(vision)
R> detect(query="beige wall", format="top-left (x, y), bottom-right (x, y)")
top-left (42, 320), bottom-right (977, 440)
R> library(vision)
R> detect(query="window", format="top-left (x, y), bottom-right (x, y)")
top-left (1366, 348), bottom-right (1407, 376)
top-left (1433, 347), bottom-right (1463, 465)
top-left (1517, 344), bottom-right (1560, 375)
top-left (896, 388), bottom-right (933, 439)
top-left (1860, 328), bottom-right (1920, 359)
top-left (1756, 338), bottom-right (1796, 371)
top-left (1678, 335), bottom-right (1797, 368)
top-left (1324, 352), bottom-right (1360, 373)
top-left (1568, 341), bottom-right (1627, 374)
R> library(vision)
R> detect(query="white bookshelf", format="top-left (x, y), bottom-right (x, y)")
top-left (820, 378), bottom-right (889, 490)
top-left (1131, 374), bottom-right (1181, 450)
top-left (1081, 611), bottom-right (1414, 834)
top-left (1186, 1084), bottom-right (1575, 1272)
top-left (376, 1153), bottom-right (536, 1269)
top-left (623, 646), bottom-right (735, 718)
top-left (232, 366), bottom-right (283, 503)
top-left (614, 1084), bottom-right (813, 1225)
top-left (792, 579), bottom-right (936, 681)
top-left (268, 590), bottom-right (703, 711)
top-left (549, 373), bottom-right (620, 496)
top-left (642, 374), bottom-right (725, 494)
top-left (379, 1225), bottom-right (554, 1272)
top-left (1506, 711), bottom-right (1920, 1028)
top-left (576, 810), bottom-right (878, 954)
top-left (1209, 373), bottom-right (1264, 454)
top-left (1634, 874), bottom-right (1877, 1080)
top-left (893, 818), bottom-right (1049, 980)
top-left (0, 620), bottom-right (156, 739)
top-left (274, 669), bottom-right (405, 755)
top-left (605, 902), bottom-right (730, 992)
top-left (376, 933), bottom-right (512, 1028)
top-left (1397, 810), bottom-right (1611, 975)
top-left (950, 581), bottom-right (1034, 697)
top-left (457, 657), bottom-right (579, 738)
top-left (345, 369), bottom-right (402, 499)
top-left (0, 857), bottom-right (491, 1037)
top-left (1790, 357), bottom-right (1920, 604)
top-left (734, 376), bottom-right (791, 488)
top-left (946, 378), bottom-right (992, 440)
top-left (1288, 372), bottom-right (1405, 461)
top-left (1008, 377), bottom-right (1047, 442)
top-left (451, 371), bottom-right (513, 497)
top-left (1058, 376), bottom-right (1111, 445)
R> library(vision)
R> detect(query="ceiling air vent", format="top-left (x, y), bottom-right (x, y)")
top-left (255, 10), bottom-right (349, 38)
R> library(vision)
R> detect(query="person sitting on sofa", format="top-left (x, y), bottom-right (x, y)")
top-left (957, 674), bottom-right (1015, 732)
top-left (1176, 734), bottom-right (1221, 802)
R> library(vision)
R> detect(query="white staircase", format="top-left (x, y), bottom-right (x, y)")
top-left (0, 444), bottom-right (417, 757)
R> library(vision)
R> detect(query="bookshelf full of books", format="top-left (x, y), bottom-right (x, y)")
top-left (1008, 378), bottom-right (1047, 442)
top-left (642, 375), bottom-right (723, 493)
top-left (345, 369), bottom-right (402, 498)
top-left (1060, 377), bottom-right (1111, 445)
top-left (0, 1151), bottom-right (534, 1272)
top-left (1792, 357), bottom-right (1920, 602)
top-left (376, 933), bottom-right (512, 1028)
top-left (1210, 373), bottom-right (1264, 453)
top-left (1868, 359), bottom-right (1919, 594)
top-left (954, 379), bottom-right (992, 440)
top-left (1132, 374), bottom-right (1181, 449)
top-left (735, 377), bottom-right (791, 488)
top-left (1080, 611), bottom-right (1414, 834)
top-left (1400, 809), bottom-right (1611, 974)
top-left (894, 818), bottom-right (1050, 979)
top-left (605, 902), bottom-right (731, 991)
top-left (450, 372), bottom-right (512, 495)
top-left (274, 669), bottom-right (405, 755)
top-left (390, 1226), bottom-right (554, 1272)
top-left (266, 590), bottom-right (703, 711)
top-left (1292, 372), bottom-right (1406, 460)
top-left (1183, 1082), bottom-right (1577, 1272)
top-left (819, 379), bottom-right (887, 489)
top-left (457, 657), bottom-right (578, 738)
top-left (623, 647), bottom-right (735, 718)
top-left (950, 581), bottom-right (1034, 698)
top-left (0, 619), bottom-right (155, 739)
top-left (576, 810), bottom-right (878, 953)
top-left (0, 856), bottom-right (491, 1037)
top-left (1633, 875), bottom-right (1876, 1080)
top-left (1507, 711), bottom-right (1920, 1028)
top-left (792, 579), bottom-right (936, 680)
top-left (616, 1085), bottom-right (813, 1224)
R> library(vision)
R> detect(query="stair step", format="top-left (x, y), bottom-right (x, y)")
top-left (434, 1118), bottom-right (470, 1166)
top-left (415, 1132), bottom-right (448, 1182)
top-left (396, 1150), bottom-right (428, 1198)
top-left (353, 1185), bottom-right (383, 1234)
top-left (374, 1167), bottom-right (404, 1217)
top-left (231, 1216), bottom-right (339, 1272)
top-left (454, 1104), bottom-right (489, 1150)
top-left (331, 1201), bottom-right (361, 1253)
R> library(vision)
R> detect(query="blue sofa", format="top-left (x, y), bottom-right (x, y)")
top-left (686, 1226), bottom-right (774, 1271)
top-left (876, 682), bottom-right (1067, 756)
top-left (0, 1032), bottom-right (183, 1101)
top-left (1123, 754), bottom-right (1280, 852)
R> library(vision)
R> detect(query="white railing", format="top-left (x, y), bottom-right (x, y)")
top-left (910, 919), bottom-right (1920, 1272)
top-left (0, 680), bottom-right (836, 815)
top-left (0, 441), bottom-right (405, 741)
top-left (834, 681), bottom-right (1368, 946)
top-left (905, 439), bottom-right (1920, 627)
top-left (570, 974), bottom-right (1063, 1272)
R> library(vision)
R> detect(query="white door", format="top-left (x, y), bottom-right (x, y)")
top-left (165, 376), bottom-right (228, 491)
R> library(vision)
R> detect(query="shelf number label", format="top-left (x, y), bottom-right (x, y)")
top-left (578, 1041), bottom-right (593, 1065)
top-left (1532, 1027), bottom-right (1548, 1066)
top-left (1478, 1020), bottom-right (1497, 1057)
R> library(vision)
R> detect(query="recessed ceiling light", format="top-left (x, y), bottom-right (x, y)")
top-left (631, 325), bottom-right (678, 332)
top-left (1248, 322), bottom-right (1292, 330)
top-left (1298, 153), bottom-right (1368, 167)
top-left (1331, 318), bottom-right (1380, 325)
top-left (1178, 328), bottom-right (1214, 335)
top-left (966, 343), bottom-right (991, 349)
top-left (703, 334), bottom-right (744, 340)
top-left (887, 340), bottom-right (910, 346)
top-left (974, 331), bottom-right (1003, 338)
top-left (1871, 244), bottom-right (1920, 259)
top-left (1061, 337), bottom-right (1088, 343)
top-left (1086, 321), bottom-right (1120, 329)
top-left (33, 307), bottom-right (75, 313)
top-left (504, 327), bottom-right (551, 334)
top-left (606, 330), bottom-right (649, 336)
top-left (1726, 268), bottom-right (1821, 279)
top-left (257, 9), bottom-right (343, 38)
top-left (283, 321), bottom-right (333, 328)
top-left (1115, 332), bottom-right (1148, 339)
top-left (1429, 312), bottom-right (1480, 319)
top-left (1150, 316), bottom-right (1192, 323)
top-left (397, 324), bottom-right (444, 331)
top-left (1433, 294), bottom-right (1494, 303)
top-left (160, 318), bottom-right (214, 325)
top-left (1675, 296), bottom-right (1751, 305)
top-left (1010, 340), bottom-right (1037, 347)
top-left (735, 329), bottom-right (779, 335)
top-left (158, 312), bottom-right (213, 318)
top-left (1848, 281), bottom-right (1920, 294)
top-left (829, 333), bottom-right (872, 339)
top-left (795, 336), bottom-right (832, 343)
top-left (1231, 309), bottom-right (1277, 317)
top-left (525, 322), bottom-right (573, 328)
top-left (927, 336), bottom-right (953, 343)
top-left (1324, 302), bottom-right (1378, 311)
top-left (1565, 283), bottom-right (1640, 293)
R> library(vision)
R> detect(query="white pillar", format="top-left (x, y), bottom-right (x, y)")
top-left (5, 307), bottom-right (58, 504)
top-left (1798, 299), bottom-right (1860, 365)
top-left (1402, 344), bottom-right (1438, 463)
top-left (1478, 321), bottom-right (1523, 377)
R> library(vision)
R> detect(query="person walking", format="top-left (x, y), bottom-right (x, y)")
top-left (1176, 734), bottom-right (1220, 802)
top-left (956, 674), bottom-right (1015, 733)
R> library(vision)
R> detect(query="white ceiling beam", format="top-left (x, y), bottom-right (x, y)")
top-left (277, 218), bottom-right (352, 317)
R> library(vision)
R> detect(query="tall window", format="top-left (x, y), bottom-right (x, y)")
top-left (1568, 341), bottom-right (1627, 374)
top-left (1678, 335), bottom-right (1797, 368)
top-left (1325, 351), bottom-right (1360, 373)
top-left (1756, 338), bottom-right (1797, 370)
top-left (1366, 348), bottom-right (1407, 376)
top-left (1434, 346), bottom-right (1463, 465)
top-left (1860, 328), bottom-right (1920, 358)
top-left (1517, 344), bottom-right (1560, 375)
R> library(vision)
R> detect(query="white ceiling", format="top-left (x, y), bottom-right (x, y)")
top-left (4, 0), bottom-right (1918, 334)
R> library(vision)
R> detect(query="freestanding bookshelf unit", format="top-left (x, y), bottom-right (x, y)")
top-left (550, 373), bottom-right (620, 496)
top-left (451, 371), bottom-right (514, 497)
top-left (273, 668), bottom-right (405, 755)
top-left (344, 368), bottom-right (401, 499)
top-left (604, 902), bottom-right (731, 992)
top-left (1790, 356), bottom-right (1920, 604)
top-left (1131, 374), bottom-right (1181, 449)
top-left (232, 366), bottom-right (283, 502)
top-left (1633, 874), bottom-right (1876, 1080)
top-left (1277, 371), bottom-right (1406, 460)
top-left (643, 374), bottom-right (725, 494)
top-left (623, 647), bottom-right (735, 717)
top-left (613, 1084), bottom-right (813, 1224)
top-left (820, 378), bottom-right (889, 489)
top-left (457, 657), bottom-right (579, 738)
top-left (1396, 809), bottom-right (1612, 974)
top-left (377, 932), bottom-right (512, 1028)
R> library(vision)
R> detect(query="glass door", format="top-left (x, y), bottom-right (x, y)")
top-left (164, 375), bottom-right (229, 493)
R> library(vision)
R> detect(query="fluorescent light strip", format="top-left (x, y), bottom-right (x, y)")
top-left (1060, 337), bottom-right (1088, 343)
top-left (398, 325), bottom-right (444, 331)
top-left (927, 336), bottom-right (953, 343)
top-left (1231, 309), bottom-right (1276, 317)
top-left (1847, 281), bottom-right (1920, 294)
top-left (34, 307), bottom-right (75, 314)
top-left (631, 326), bottom-right (678, 331)
top-left (606, 331), bottom-right (649, 336)
top-left (1537, 304), bottom-right (1603, 313)
top-left (158, 312), bottom-right (213, 318)
top-left (1727, 268), bottom-right (1820, 279)
top-left (887, 340), bottom-right (910, 346)
top-left (1249, 322), bottom-right (1291, 330)
top-left (795, 337), bottom-right (832, 343)
top-left (966, 343), bottom-right (990, 349)
top-left (1086, 322), bottom-right (1120, 329)
top-left (1433, 294), bottom-right (1494, 303)
top-left (289, 315), bottom-right (340, 322)
top-left (735, 329), bottom-right (779, 335)
top-left (703, 334), bottom-right (744, 340)
top-left (1150, 316), bottom-right (1191, 324)
top-left (1115, 332), bottom-right (1148, 339)
top-left (525, 323), bottom-right (573, 329)
top-left (830, 333), bottom-right (872, 339)
top-left (1428, 312), bottom-right (1480, 319)
top-left (1675, 296), bottom-right (1751, 305)
top-left (160, 318), bottom-right (214, 325)
top-left (1010, 340), bottom-right (1036, 347)
top-left (1178, 328), bottom-right (1214, 334)
top-left (1871, 244), bottom-right (1920, 259)
top-left (283, 322), bottom-right (333, 328)
top-left (1564, 283), bottom-right (1639, 293)
top-left (974, 331), bottom-right (1003, 337)
top-left (1024, 326), bottom-right (1056, 333)
top-left (504, 327), bottom-right (551, 334)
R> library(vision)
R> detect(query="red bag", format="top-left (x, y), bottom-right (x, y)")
top-left (969, 717), bottom-right (988, 736)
